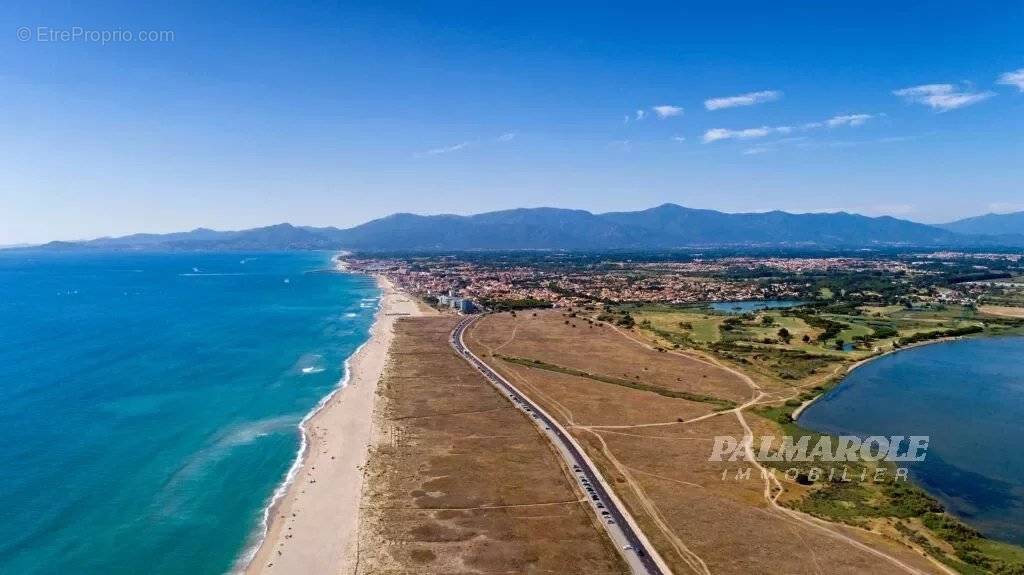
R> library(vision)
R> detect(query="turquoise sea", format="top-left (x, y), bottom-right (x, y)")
top-left (0, 251), bottom-right (378, 574)
top-left (800, 337), bottom-right (1024, 544)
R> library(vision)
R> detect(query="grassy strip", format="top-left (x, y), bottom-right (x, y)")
top-left (751, 406), bottom-right (1024, 574)
top-left (494, 354), bottom-right (737, 410)
top-left (896, 324), bottom-right (983, 346)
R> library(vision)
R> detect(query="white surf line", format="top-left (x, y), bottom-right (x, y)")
top-left (234, 271), bottom-right (383, 572)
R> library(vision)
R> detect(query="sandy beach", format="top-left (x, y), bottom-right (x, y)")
top-left (243, 272), bottom-right (425, 575)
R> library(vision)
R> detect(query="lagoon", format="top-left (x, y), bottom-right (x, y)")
top-left (800, 337), bottom-right (1024, 544)
top-left (709, 299), bottom-right (806, 314)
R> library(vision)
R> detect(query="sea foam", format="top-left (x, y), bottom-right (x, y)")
top-left (234, 290), bottom-right (383, 572)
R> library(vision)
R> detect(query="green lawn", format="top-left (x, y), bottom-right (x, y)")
top-left (634, 309), bottom-right (723, 344)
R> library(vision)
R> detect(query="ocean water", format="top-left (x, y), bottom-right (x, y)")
top-left (800, 337), bottom-right (1024, 544)
top-left (0, 251), bottom-right (378, 574)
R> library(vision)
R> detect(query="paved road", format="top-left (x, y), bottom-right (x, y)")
top-left (450, 315), bottom-right (668, 575)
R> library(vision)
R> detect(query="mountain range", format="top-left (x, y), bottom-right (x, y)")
top-left (15, 204), bottom-right (1024, 252)
top-left (936, 211), bottom-right (1024, 236)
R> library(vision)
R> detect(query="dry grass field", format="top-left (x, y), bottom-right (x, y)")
top-left (472, 311), bottom-right (752, 405)
top-left (356, 316), bottom-right (627, 574)
top-left (980, 305), bottom-right (1024, 319)
top-left (466, 310), bottom-right (944, 575)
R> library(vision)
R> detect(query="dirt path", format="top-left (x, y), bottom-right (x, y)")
top-left (580, 427), bottom-right (712, 575)
top-left (474, 314), bottom-right (952, 574)
top-left (603, 321), bottom-right (956, 575)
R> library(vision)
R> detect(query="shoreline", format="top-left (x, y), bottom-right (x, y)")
top-left (235, 254), bottom-right (367, 569)
top-left (240, 263), bottom-right (424, 575)
top-left (788, 333), bottom-right (1024, 553)
top-left (791, 335), bottom-right (966, 422)
top-left (235, 324), bottom-right (371, 570)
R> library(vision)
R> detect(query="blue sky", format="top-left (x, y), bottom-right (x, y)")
top-left (2, 1), bottom-right (1023, 244)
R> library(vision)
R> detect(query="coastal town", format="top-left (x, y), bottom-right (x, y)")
top-left (342, 251), bottom-right (1024, 312)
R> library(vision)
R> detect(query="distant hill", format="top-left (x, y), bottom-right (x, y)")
top-left (84, 228), bottom-right (238, 248)
top-left (601, 204), bottom-right (955, 246)
top-left (329, 204), bottom-right (957, 249)
top-left (13, 203), bottom-right (1024, 252)
top-left (34, 224), bottom-right (339, 252)
top-left (938, 211), bottom-right (1024, 236)
top-left (328, 208), bottom-right (641, 250)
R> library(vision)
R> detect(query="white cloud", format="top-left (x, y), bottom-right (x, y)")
top-left (418, 141), bottom-right (471, 157)
top-left (997, 68), bottom-right (1024, 92)
top-left (988, 202), bottom-right (1024, 214)
top-left (635, 109), bottom-right (646, 121)
top-left (702, 127), bottom-right (772, 143)
top-left (651, 105), bottom-right (684, 118)
top-left (418, 133), bottom-right (513, 157)
top-left (671, 135), bottom-right (686, 142)
top-left (704, 90), bottom-right (782, 111)
top-left (825, 114), bottom-right (873, 127)
top-left (893, 83), bottom-right (994, 111)
top-left (704, 112), bottom-right (874, 144)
